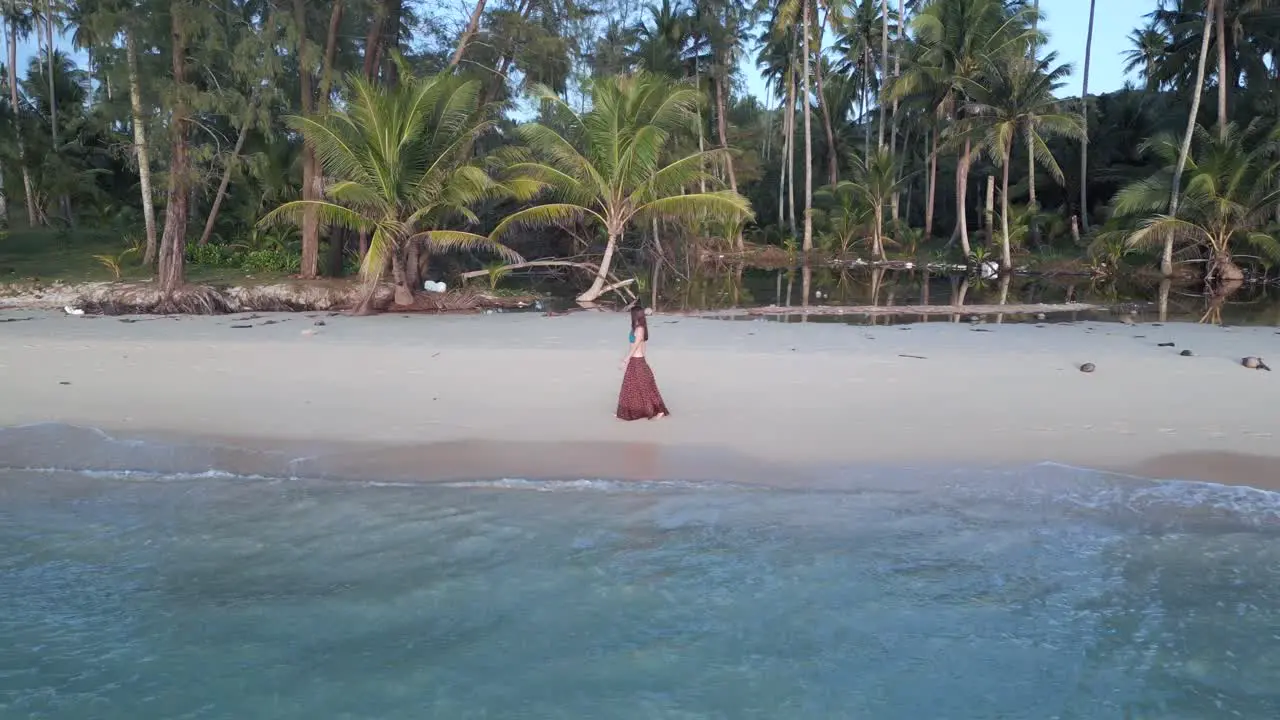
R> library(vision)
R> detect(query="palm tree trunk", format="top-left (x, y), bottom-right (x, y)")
top-left (44, 1), bottom-right (70, 223)
top-left (390, 245), bottom-right (413, 306)
top-left (450, 0), bottom-right (486, 68)
top-left (197, 121), bottom-right (250, 247)
top-left (861, 46), bottom-right (871, 160)
top-left (714, 74), bottom-right (739, 195)
top-left (1028, 0), bottom-right (1040, 246)
top-left (1216, 0), bottom-right (1227, 139)
top-left (577, 231), bottom-right (620, 303)
top-left (873, 204), bottom-right (884, 260)
top-left (777, 93), bottom-right (788, 228)
top-left (1000, 139), bottom-right (1013, 272)
top-left (126, 29), bottom-right (159, 265)
top-left (801, 0), bottom-right (814, 252)
top-left (319, 3), bottom-right (342, 111)
top-left (1079, 0), bottom-right (1096, 234)
top-left (984, 175), bottom-right (994, 241)
top-left (159, 8), bottom-right (191, 294)
top-left (1166, 0), bottom-right (1214, 277)
top-left (7, 18), bottom-right (37, 226)
top-left (890, 0), bottom-right (904, 221)
top-left (294, 0), bottom-right (320, 279)
top-left (878, 0), bottom-right (888, 149)
top-left (44, 3), bottom-right (57, 151)
top-left (813, 54), bottom-right (838, 187)
top-left (814, 7), bottom-right (838, 185)
top-left (786, 68), bottom-right (797, 237)
top-left (957, 137), bottom-right (972, 257)
top-left (925, 127), bottom-right (937, 239)
top-left (362, 0), bottom-right (389, 81)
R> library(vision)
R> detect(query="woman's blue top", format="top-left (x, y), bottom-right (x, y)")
top-left (629, 332), bottom-right (636, 343)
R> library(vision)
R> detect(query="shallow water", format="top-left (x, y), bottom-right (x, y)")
top-left (4, 445), bottom-right (1280, 720)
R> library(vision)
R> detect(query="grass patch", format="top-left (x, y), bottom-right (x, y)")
top-left (0, 228), bottom-right (293, 285)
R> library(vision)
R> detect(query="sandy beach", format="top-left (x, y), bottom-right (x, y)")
top-left (1, 307), bottom-right (1278, 488)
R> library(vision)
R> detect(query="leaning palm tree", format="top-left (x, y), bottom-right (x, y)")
top-left (1112, 122), bottom-right (1280, 284)
top-left (966, 52), bottom-right (1084, 272)
top-left (496, 73), bottom-right (752, 303)
top-left (259, 68), bottom-right (522, 311)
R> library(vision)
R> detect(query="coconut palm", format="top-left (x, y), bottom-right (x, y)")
top-left (495, 73), bottom-right (752, 303)
top-left (259, 68), bottom-right (522, 310)
top-left (1113, 122), bottom-right (1280, 283)
top-left (1123, 21), bottom-right (1170, 91)
top-left (893, 0), bottom-right (1036, 257)
top-left (813, 181), bottom-right (873, 256)
top-left (966, 52), bottom-right (1084, 271)
top-left (1165, 0), bottom-right (1215, 276)
top-left (838, 146), bottom-right (906, 259)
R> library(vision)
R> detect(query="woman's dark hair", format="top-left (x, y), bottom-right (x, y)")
top-left (629, 303), bottom-right (649, 340)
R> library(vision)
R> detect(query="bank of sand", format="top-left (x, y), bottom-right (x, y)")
top-left (1, 308), bottom-right (1278, 488)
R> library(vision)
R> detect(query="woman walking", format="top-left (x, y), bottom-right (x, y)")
top-left (616, 304), bottom-right (670, 421)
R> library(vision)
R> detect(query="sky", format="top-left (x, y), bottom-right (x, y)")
top-left (8, 0), bottom-right (1156, 103)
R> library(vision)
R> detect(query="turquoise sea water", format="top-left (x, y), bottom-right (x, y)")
top-left (2, 427), bottom-right (1280, 719)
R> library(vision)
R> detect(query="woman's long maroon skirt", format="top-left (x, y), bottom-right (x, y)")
top-left (616, 357), bottom-right (670, 420)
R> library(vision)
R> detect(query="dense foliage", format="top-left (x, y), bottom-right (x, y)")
top-left (0, 0), bottom-right (1277, 298)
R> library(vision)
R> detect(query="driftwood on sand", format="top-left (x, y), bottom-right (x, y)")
top-left (687, 302), bottom-right (1105, 318)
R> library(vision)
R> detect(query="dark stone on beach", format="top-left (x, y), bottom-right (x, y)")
top-left (1080, 363), bottom-right (1096, 373)
top-left (1158, 342), bottom-right (1175, 347)
top-left (314, 320), bottom-right (326, 326)
top-left (230, 324), bottom-right (253, 329)
top-left (1180, 349), bottom-right (1193, 357)
top-left (59, 381), bottom-right (70, 385)
top-left (1242, 356), bottom-right (1271, 371)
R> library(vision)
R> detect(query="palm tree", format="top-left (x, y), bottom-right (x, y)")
top-left (841, 145), bottom-right (906, 259)
top-left (260, 69), bottom-right (522, 309)
top-left (495, 73), bottom-right (752, 303)
top-left (3, 0), bottom-right (38, 225)
top-left (967, 53), bottom-right (1084, 271)
top-left (1079, 0), bottom-right (1095, 232)
top-left (1166, 0), bottom-right (1214, 276)
top-left (1123, 21), bottom-right (1169, 90)
top-left (894, 0), bottom-right (1035, 258)
top-left (1115, 122), bottom-right (1280, 283)
top-left (813, 181), bottom-right (873, 256)
top-left (800, 0), bottom-right (814, 251)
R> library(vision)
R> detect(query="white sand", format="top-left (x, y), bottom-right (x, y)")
top-left (1, 308), bottom-right (1278, 485)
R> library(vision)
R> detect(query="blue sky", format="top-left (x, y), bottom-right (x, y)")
top-left (8, 0), bottom-right (1155, 102)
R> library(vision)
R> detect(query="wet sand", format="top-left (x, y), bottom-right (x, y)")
top-left (1, 308), bottom-right (1278, 488)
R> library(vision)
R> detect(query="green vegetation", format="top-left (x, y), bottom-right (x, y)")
top-left (0, 0), bottom-right (1277, 308)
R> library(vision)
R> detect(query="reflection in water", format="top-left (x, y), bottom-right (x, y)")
top-left (654, 265), bottom-right (1280, 325)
